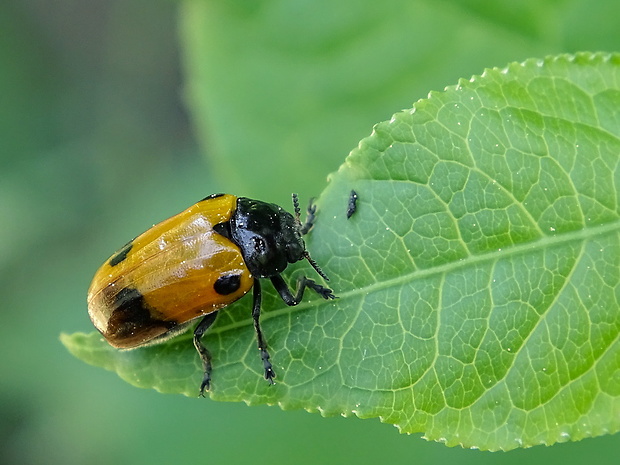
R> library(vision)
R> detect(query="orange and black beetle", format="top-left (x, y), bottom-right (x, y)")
top-left (87, 193), bottom-right (335, 394)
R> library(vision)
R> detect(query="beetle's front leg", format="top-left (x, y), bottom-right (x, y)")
top-left (270, 274), bottom-right (336, 305)
top-left (251, 279), bottom-right (275, 384)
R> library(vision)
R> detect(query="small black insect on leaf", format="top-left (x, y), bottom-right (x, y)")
top-left (346, 190), bottom-right (358, 219)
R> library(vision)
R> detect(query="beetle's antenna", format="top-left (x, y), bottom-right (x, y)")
top-left (292, 193), bottom-right (301, 223)
top-left (292, 193), bottom-right (327, 280)
top-left (303, 251), bottom-right (329, 281)
top-left (292, 194), bottom-right (316, 235)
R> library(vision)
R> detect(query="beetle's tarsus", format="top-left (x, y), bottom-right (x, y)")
top-left (199, 377), bottom-right (211, 396)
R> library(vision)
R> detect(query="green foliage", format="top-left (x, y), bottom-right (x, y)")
top-left (178, 0), bottom-right (555, 200)
top-left (63, 52), bottom-right (620, 450)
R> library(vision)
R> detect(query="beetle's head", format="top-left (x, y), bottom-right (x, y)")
top-left (229, 196), bottom-right (328, 280)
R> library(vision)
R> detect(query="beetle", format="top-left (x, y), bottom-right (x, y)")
top-left (87, 193), bottom-right (335, 394)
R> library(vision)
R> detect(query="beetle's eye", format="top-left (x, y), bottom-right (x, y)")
top-left (251, 236), bottom-right (267, 254)
top-left (285, 238), bottom-right (305, 263)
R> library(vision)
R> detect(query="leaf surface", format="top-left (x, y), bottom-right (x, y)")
top-left (63, 52), bottom-right (620, 450)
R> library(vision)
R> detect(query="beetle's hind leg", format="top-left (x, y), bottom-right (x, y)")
top-left (193, 312), bottom-right (218, 395)
top-left (250, 279), bottom-right (276, 384)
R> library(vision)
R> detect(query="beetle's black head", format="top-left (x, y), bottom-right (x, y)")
top-left (227, 197), bottom-right (306, 278)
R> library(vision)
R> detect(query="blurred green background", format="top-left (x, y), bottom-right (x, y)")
top-left (1, 0), bottom-right (619, 463)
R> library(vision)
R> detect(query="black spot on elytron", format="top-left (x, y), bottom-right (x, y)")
top-left (109, 240), bottom-right (134, 267)
top-left (213, 274), bottom-right (242, 295)
top-left (199, 193), bottom-right (225, 202)
top-left (346, 190), bottom-right (358, 219)
top-left (106, 287), bottom-right (176, 342)
top-left (213, 221), bottom-right (232, 240)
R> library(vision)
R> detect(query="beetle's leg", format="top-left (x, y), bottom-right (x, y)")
top-left (251, 279), bottom-right (275, 384)
top-left (300, 198), bottom-right (316, 235)
top-left (193, 312), bottom-right (218, 396)
top-left (270, 274), bottom-right (336, 305)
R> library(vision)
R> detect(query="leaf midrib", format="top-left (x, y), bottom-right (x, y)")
top-left (210, 218), bottom-right (619, 336)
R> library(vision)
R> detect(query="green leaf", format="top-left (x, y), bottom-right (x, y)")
top-left (63, 52), bottom-right (620, 450)
top-left (178, 0), bottom-right (559, 200)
